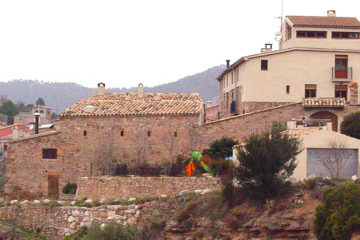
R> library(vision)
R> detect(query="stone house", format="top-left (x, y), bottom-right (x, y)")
top-left (14, 105), bottom-right (52, 125)
top-left (5, 83), bottom-right (204, 199)
top-left (217, 10), bottom-right (360, 131)
top-left (0, 113), bottom-right (7, 126)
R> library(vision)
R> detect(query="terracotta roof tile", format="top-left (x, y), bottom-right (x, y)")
top-left (287, 16), bottom-right (360, 29)
top-left (60, 93), bottom-right (203, 117)
top-left (302, 97), bottom-right (346, 108)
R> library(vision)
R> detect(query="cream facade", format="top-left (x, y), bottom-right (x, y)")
top-left (218, 10), bottom-right (360, 121)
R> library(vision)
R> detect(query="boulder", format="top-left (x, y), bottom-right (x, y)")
top-left (67, 216), bottom-right (75, 223)
top-left (201, 189), bottom-right (212, 195)
top-left (72, 210), bottom-right (80, 217)
top-left (84, 199), bottom-right (93, 204)
top-left (352, 175), bottom-right (358, 181)
top-left (10, 200), bottom-right (19, 205)
top-left (33, 200), bottom-right (41, 205)
top-left (57, 200), bottom-right (65, 205)
top-left (128, 197), bottom-right (136, 202)
top-left (43, 199), bottom-right (51, 204)
top-left (194, 190), bottom-right (203, 194)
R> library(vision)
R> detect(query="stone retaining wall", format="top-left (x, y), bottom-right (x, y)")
top-left (75, 176), bottom-right (221, 200)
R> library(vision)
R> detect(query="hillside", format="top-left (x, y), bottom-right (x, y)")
top-left (0, 65), bottom-right (224, 113)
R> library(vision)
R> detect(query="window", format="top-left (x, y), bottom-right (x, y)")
top-left (286, 85), bottom-right (290, 94)
top-left (174, 132), bottom-right (177, 137)
top-left (286, 25), bottom-right (292, 40)
top-left (335, 85), bottom-right (348, 100)
top-left (147, 130), bottom-right (151, 137)
top-left (305, 84), bottom-right (317, 98)
top-left (42, 148), bottom-right (57, 159)
top-left (296, 31), bottom-right (327, 38)
top-left (3, 145), bottom-right (7, 151)
top-left (332, 32), bottom-right (359, 39)
top-left (120, 130), bottom-right (124, 137)
top-left (261, 60), bottom-right (268, 70)
top-left (83, 130), bottom-right (87, 136)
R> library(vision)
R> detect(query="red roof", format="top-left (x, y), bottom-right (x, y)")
top-left (287, 16), bottom-right (360, 29)
top-left (0, 125), bottom-right (30, 138)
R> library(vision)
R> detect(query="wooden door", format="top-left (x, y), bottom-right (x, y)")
top-left (310, 111), bottom-right (338, 132)
top-left (335, 56), bottom-right (348, 79)
top-left (48, 174), bottom-right (59, 199)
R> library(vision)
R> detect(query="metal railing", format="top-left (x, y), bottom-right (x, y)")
top-left (332, 67), bottom-right (353, 80)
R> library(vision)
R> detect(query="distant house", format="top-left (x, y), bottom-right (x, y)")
top-left (205, 103), bottom-right (219, 121)
top-left (0, 113), bottom-right (7, 126)
top-left (233, 119), bottom-right (360, 181)
top-left (14, 105), bottom-right (52, 125)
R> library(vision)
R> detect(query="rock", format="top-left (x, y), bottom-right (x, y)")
top-left (106, 205), bottom-right (119, 210)
top-left (201, 189), bottom-right (212, 195)
top-left (33, 200), bottom-right (41, 205)
top-left (71, 201), bottom-right (76, 206)
top-left (127, 217), bottom-right (136, 225)
top-left (125, 209), bottom-right (135, 214)
top-left (84, 211), bottom-right (90, 216)
top-left (99, 198), bottom-right (107, 204)
top-left (352, 175), bottom-right (358, 181)
top-left (128, 197), bottom-right (136, 202)
top-left (159, 194), bottom-right (167, 198)
top-left (100, 223), bottom-right (106, 230)
top-left (44, 199), bottom-right (51, 204)
top-left (20, 200), bottom-right (29, 205)
top-left (194, 190), bottom-right (203, 194)
top-left (84, 199), bottom-right (93, 204)
top-left (67, 216), bottom-right (75, 223)
top-left (286, 177), bottom-right (297, 183)
top-left (10, 200), bottom-right (18, 205)
top-left (70, 222), bottom-right (76, 229)
top-left (177, 190), bottom-right (188, 196)
top-left (57, 200), bottom-right (65, 205)
top-left (306, 174), bottom-right (317, 180)
top-left (202, 173), bottom-right (213, 178)
top-left (72, 210), bottom-right (80, 217)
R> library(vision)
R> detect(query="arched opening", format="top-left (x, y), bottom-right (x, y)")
top-left (310, 111), bottom-right (338, 132)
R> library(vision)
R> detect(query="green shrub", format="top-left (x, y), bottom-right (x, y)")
top-left (314, 182), bottom-right (360, 240)
top-left (83, 222), bottom-right (143, 240)
top-left (341, 111), bottom-right (360, 139)
top-left (203, 137), bottom-right (238, 160)
top-left (0, 174), bottom-right (5, 191)
top-left (62, 183), bottom-right (77, 194)
top-left (234, 123), bottom-right (301, 201)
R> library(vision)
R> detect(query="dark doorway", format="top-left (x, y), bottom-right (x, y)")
top-left (48, 174), bottom-right (59, 199)
top-left (310, 111), bottom-right (338, 132)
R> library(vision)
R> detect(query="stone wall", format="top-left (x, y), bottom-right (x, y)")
top-left (76, 176), bottom-right (221, 200)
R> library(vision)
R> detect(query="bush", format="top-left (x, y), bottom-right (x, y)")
top-left (341, 112), bottom-right (360, 139)
top-left (234, 123), bottom-right (301, 201)
top-left (203, 137), bottom-right (238, 160)
top-left (131, 162), bottom-right (161, 177)
top-left (83, 222), bottom-right (143, 240)
top-left (0, 174), bottom-right (5, 192)
top-left (314, 182), bottom-right (360, 240)
top-left (114, 163), bottom-right (128, 176)
top-left (62, 183), bottom-right (77, 194)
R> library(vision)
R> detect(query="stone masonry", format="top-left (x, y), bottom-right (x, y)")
top-left (75, 176), bottom-right (221, 200)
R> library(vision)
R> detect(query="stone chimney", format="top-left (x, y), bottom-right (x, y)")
top-left (327, 10), bottom-right (336, 17)
top-left (138, 83), bottom-right (144, 97)
top-left (349, 83), bottom-right (359, 105)
top-left (97, 82), bottom-right (106, 95)
top-left (287, 120), bottom-right (297, 130)
top-left (226, 60), bottom-right (230, 68)
top-left (261, 42), bottom-right (273, 53)
top-left (12, 127), bottom-right (19, 139)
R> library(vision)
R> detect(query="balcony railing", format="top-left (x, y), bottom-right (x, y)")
top-left (332, 67), bottom-right (352, 80)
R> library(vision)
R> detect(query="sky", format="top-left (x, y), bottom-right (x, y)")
top-left (0, 0), bottom-right (359, 89)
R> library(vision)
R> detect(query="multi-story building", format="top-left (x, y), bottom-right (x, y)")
top-left (218, 10), bottom-right (360, 131)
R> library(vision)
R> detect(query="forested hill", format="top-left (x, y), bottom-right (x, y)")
top-left (0, 65), bottom-right (224, 113)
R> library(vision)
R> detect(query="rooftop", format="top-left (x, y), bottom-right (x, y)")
top-left (287, 16), bottom-right (360, 29)
top-left (61, 92), bottom-right (203, 117)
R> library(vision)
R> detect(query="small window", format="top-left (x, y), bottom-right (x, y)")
top-left (83, 130), bottom-right (87, 136)
top-left (174, 132), bottom-right (177, 137)
top-left (335, 85), bottom-right (348, 100)
top-left (42, 148), bottom-right (57, 159)
top-left (4, 145), bottom-right (7, 151)
top-left (286, 85), bottom-right (290, 94)
top-left (305, 84), bottom-right (317, 98)
top-left (147, 130), bottom-right (151, 137)
top-left (261, 60), bottom-right (268, 70)
top-left (120, 130), bottom-right (124, 137)
top-left (332, 32), bottom-right (359, 39)
top-left (297, 31), bottom-right (327, 38)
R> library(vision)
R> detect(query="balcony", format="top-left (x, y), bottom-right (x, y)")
top-left (332, 67), bottom-right (352, 81)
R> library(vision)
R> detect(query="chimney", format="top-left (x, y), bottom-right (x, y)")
top-left (97, 82), bottom-right (106, 95)
top-left (287, 120), bottom-right (297, 130)
top-left (350, 82), bottom-right (359, 105)
top-left (226, 60), bottom-right (230, 68)
top-left (138, 83), bottom-right (144, 97)
top-left (261, 42), bottom-right (273, 53)
top-left (12, 127), bottom-right (19, 139)
top-left (34, 112), bottom-right (40, 134)
top-left (327, 10), bottom-right (336, 17)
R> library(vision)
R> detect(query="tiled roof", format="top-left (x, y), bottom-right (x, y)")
top-left (302, 97), bottom-right (346, 108)
top-left (285, 127), bottom-right (324, 138)
top-left (60, 93), bottom-right (203, 117)
top-left (287, 16), bottom-right (360, 29)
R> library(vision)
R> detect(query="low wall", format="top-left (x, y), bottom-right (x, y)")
top-left (76, 176), bottom-right (221, 200)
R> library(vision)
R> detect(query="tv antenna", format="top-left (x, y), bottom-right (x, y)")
top-left (275, 0), bottom-right (284, 41)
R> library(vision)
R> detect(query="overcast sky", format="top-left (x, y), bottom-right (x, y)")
top-left (0, 0), bottom-right (359, 88)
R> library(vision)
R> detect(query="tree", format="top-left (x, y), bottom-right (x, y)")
top-left (341, 112), bottom-right (360, 139)
top-left (51, 112), bottom-right (59, 120)
top-left (318, 140), bottom-right (351, 179)
top-left (234, 124), bottom-right (302, 201)
top-left (35, 97), bottom-right (45, 106)
top-left (203, 137), bottom-right (238, 160)
top-left (0, 100), bottom-right (19, 125)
